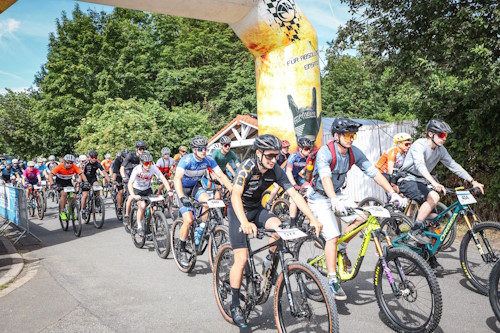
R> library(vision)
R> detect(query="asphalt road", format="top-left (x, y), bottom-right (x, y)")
top-left (0, 197), bottom-right (498, 332)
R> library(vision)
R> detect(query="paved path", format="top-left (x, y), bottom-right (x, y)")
top-left (0, 198), bottom-right (498, 332)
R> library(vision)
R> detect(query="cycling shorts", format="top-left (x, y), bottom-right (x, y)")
top-left (178, 183), bottom-right (207, 215)
top-left (133, 187), bottom-right (153, 198)
top-left (55, 179), bottom-right (73, 192)
top-left (25, 179), bottom-right (38, 186)
top-left (228, 205), bottom-right (277, 250)
top-left (307, 197), bottom-right (341, 241)
top-left (399, 180), bottom-right (433, 206)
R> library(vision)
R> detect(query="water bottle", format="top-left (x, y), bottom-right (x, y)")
top-left (195, 222), bottom-right (206, 245)
top-left (304, 160), bottom-right (314, 182)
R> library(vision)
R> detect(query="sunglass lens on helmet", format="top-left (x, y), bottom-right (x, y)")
top-left (263, 153), bottom-right (279, 160)
top-left (223, 144), bottom-right (230, 148)
top-left (404, 142), bottom-right (411, 147)
top-left (303, 147), bottom-right (311, 152)
top-left (438, 132), bottom-right (448, 139)
top-left (143, 161), bottom-right (152, 166)
top-left (197, 147), bottom-right (207, 152)
top-left (138, 147), bottom-right (146, 151)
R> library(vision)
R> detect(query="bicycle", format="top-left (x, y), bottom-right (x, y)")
top-left (58, 186), bottom-right (82, 237)
top-left (81, 184), bottom-right (106, 229)
top-left (28, 184), bottom-right (45, 220)
top-left (129, 195), bottom-right (171, 259)
top-left (294, 205), bottom-right (442, 332)
top-left (271, 188), bottom-right (310, 229)
top-left (171, 199), bottom-right (229, 272)
top-left (388, 186), bottom-right (499, 295)
top-left (213, 226), bottom-right (339, 332)
top-left (489, 260), bottom-right (500, 322)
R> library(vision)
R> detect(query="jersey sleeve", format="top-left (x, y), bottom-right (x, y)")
top-left (72, 164), bottom-right (83, 175)
top-left (286, 153), bottom-right (296, 169)
top-left (207, 156), bottom-right (221, 173)
top-left (352, 146), bottom-right (377, 178)
top-left (129, 166), bottom-right (139, 184)
top-left (315, 146), bottom-right (334, 180)
top-left (96, 162), bottom-right (104, 171)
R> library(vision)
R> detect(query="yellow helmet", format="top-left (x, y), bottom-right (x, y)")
top-left (394, 132), bottom-right (412, 144)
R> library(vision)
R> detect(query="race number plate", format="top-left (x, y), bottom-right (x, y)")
top-left (457, 190), bottom-right (477, 205)
top-left (64, 187), bottom-right (75, 193)
top-left (274, 228), bottom-right (308, 240)
top-left (207, 200), bottom-right (225, 208)
top-left (34, 185), bottom-right (42, 190)
top-left (93, 185), bottom-right (103, 191)
top-left (363, 206), bottom-right (391, 218)
top-left (149, 196), bottom-right (164, 202)
top-left (41, 180), bottom-right (47, 186)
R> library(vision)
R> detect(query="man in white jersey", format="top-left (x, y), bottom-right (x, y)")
top-left (129, 151), bottom-right (173, 236)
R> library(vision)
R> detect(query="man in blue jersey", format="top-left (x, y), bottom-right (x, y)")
top-left (173, 136), bottom-right (233, 267)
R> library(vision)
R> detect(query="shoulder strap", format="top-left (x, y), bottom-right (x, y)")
top-left (327, 140), bottom-right (355, 170)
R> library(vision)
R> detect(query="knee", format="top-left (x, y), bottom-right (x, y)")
top-left (428, 192), bottom-right (440, 205)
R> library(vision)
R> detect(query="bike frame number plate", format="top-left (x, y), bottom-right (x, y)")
top-left (457, 190), bottom-right (477, 205)
top-left (41, 180), bottom-right (47, 186)
top-left (34, 185), bottom-right (42, 190)
top-left (274, 228), bottom-right (307, 240)
top-left (64, 187), bottom-right (75, 193)
top-left (93, 185), bottom-right (103, 191)
top-left (149, 195), bottom-right (164, 202)
top-left (207, 200), bottom-right (225, 208)
top-left (363, 206), bottom-right (391, 218)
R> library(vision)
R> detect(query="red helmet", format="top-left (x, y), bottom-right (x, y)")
top-left (281, 140), bottom-right (290, 148)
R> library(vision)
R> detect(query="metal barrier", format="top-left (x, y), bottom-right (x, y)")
top-left (0, 184), bottom-right (40, 244)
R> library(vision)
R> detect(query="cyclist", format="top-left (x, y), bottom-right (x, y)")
top-left (129, 151), bottom-right (173, 236)
top-left (265, 139), bottom-right (291, 208)
top-left (228, 134), bottom-right (322, 328)
top-left (81, 149), bottom-right (111, 220)
top-left (174, 136), bottom-right (233, 267)
top-left (12, 158), bottom-right (24, 173)
top-left (46, 155), bottom-right (59, 172)
top-left (308, 118), bottom-right (406, 300)
top-left (376, 132), bottom-right (412, 192)
top-left (77, 155), bottom-right (87, 169)
top-left (121, 141), bottom-right (147, 223)
top-left (49, 154), bottom-right (88, 221)
top-left (211, 136), bottom-right (240, 179)
top-left (398, 119), bottom-right (484, 271)
top-left (11, 159), bottom-right (23, 186)
top-left (156, 147), bottom-right (175, 195)
top-left (22, 161), bottom-right (42, 199)
top-left (112, 149), bottom-right (128, 219)
top-left (173, 145), bottom-right (188, 165)
top-left (1, 160), bottom-right (15, 184)
top-left (35, 157), bottom-right (49, 183)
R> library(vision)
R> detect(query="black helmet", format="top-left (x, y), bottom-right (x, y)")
top-left (88, 149), bottom-right (98, 157)
top-left (139, 151), bottom-right (153, 162)
top-left (330, 118), bottom-right (362, 135)
top-left (427, 119), bottom-right (452, 134)
top-left (253, 134), bottom-right (282, 151)
top-left (121, 149), bottom-right (129, 158)
top-left (297, 137), bottom-right (313, 149)
top-left (220, 136), bottom-right (231, 145)
top-left (135, 140), bottom-right (147, 149)
top-left (190, 136), bottom-right (208, 149)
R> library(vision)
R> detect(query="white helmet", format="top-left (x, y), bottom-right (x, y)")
top-left (105, 153), bottom-right (111, 159)
top-left (49, 155), bottom-right (55, 161)
top-left (394, 132), bottom-right (412, 144)
top-left (79, 155), bottom-right (87, 162)
top-left (12, 159), bottom-right (19, 164)
top-left (42, 158), bottom-right (47, 163)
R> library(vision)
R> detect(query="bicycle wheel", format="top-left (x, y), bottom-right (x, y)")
top-left (489, 260), bottom-right (500, 321)
top-left (71, 202), bottom-right (82, 237)
top-left (170, 218), bottom-right (196, 272)
top-left (208, 224), bottom-right (229, 271)
top-left (28, 197), bottom-right (34, 217)
top-left (274, 261), bottom-right (339, 333)
top-left (293, 236), bottom-right (327, 302)
top-left (36, 193), bottom-right (44, 220)
top-left (152, 211), bottom-right (171, 259)
top-left (213, 243), bottom-right (237, 324)
top-left (272, 198), bottom-right (290, 225)
top-left (379, 211), bottom-right (414, 241)
top-left (92, 196), bottom-right (105, 229)
top-left (130, 206), bottom-right (146, 248)
top-left (358, 196), bottom-right (384, 207)
top-left (375, 247), bottom-right (442, 332)
top-left (460, 221), bottom-right (500, 295)
top-left (59, 206), bottom-right (68, 231)
top-left (435, 202), bottom-right (455, 251)
top-left (261, 190), bottom-right (272, 208)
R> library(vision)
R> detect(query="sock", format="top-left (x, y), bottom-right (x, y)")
top-left (231, 287), bottom-right (240, 307)
top-left (338, 242), bottom-right (347, 251)
top-left (411, 219), bottom-right (424, 231)
top-left (137, 220), bottom-right (143, 229)
top-left (328, 273), bottom-right (338, 284)
top-left (290, 217), bottom-right (296, 228)
top-left (180, 240), bottom-right (186, 251)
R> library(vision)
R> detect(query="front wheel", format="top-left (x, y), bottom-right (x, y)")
top-left (374, 247), bottom-right (442, 332)
top-left (92, 196), bottom-right (105, 229)
top-left (460, 221), bottom-right (500, 295)
top-left (36, 193), bottom-right (44, 220)
top-left (27, 196), bottom-right (35, 217)
top-left (71, 202), bottom-right (82, 237)
top-left (59, 205), bottom-right (68, 231)
top-left (130, 207), bottom-right (146, 248)
top-left (208, 224), bottom-right (229, 271)
top-left (171, 218), bottom-right (196, 273)
top-left (213, 244), bottom-right (237, 324)
top-left (152, 211), bottom-right (171, 259)
top-left (488, 260), bottom-right (500, 322)
top-left (274, 261), bottom-right (339, 333)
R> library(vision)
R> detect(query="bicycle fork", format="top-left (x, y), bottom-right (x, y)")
top-left (465, 214), bottom-right (496, 263)
top-left (279, 252), bottom-right (311, 319)
top-left (374, 231), bottom-right (405, 298)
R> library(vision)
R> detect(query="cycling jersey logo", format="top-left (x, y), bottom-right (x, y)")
top-left (288, 87), bottom-right (321, 143)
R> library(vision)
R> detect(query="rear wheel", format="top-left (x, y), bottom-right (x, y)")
top-left (130, 206), bottom-right (146, 248)
top-left (152, 211), bottom-right (171, 259)
top-left (272, 198), bottom-right (290, 226)
top-left (72, 202), bottom-right (82, 237)
top-left (27, 196), bottom-right (35, 217)
top-left (208, 224), bottom-right (229, 271)
top-left (460, 221), bottom-right (500, 295)
top-left (92, 196), bottom-right (105, 229)
top-left (171, 218), bottom-right (196, 273)
top-left (358, 196), bottom-right (384, 207)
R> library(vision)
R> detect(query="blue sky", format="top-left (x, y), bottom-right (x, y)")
top-left (0, 0), bottom-right (351, 92)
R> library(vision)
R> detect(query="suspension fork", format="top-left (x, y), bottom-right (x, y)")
top-left (373, 231), bottom-right (402, 296)
top-left (466, 214), bottom-right (495, 261)
top-left (278, 250), bottom-right (301, 316)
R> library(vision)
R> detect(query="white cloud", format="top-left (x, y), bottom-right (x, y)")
top-left (0, 18), bottom-right (20, 41)
top-left (0, 70), bottom-right (30, 83)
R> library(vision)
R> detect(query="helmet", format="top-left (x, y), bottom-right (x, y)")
top-left (0, 165), bottom-right (4, 170)
top-left (190, 136), bottom-right (208, 149)
top-left (63, 154), bottom-right (75, 163)
top-left (37, 157), bottom-right (43, 163)
top-left (27, 161), bottom-right (35, 167)
top-left (330, 118), bottom-right (362, 135)
top-left (161, 147), bottom-right (171, 155)
top-left (281, 140), bottom-right (290, 148)
top-left (105, 153), bottom-right (111, 159)
top-left (427, 119), bottom-right (452, 134)
top-left (116, 152), bottom-right (121, 157)
top-left (253, 134), bottom-right (282, 151)
top-left (220, 136), bottom-right (231, 145)
top-left (5, 160), bottom-right (12, 166)
top-left (88, 149), bottom-right (98, 157)
top-left (121, 149), bottom-right (129, 158)
top-left (42, 158), bottom-right (47, 163)
top-left (79, 155), bottom-right (87, 162)
top-left (135, 140), bottom-right (147, 149)
top-left (297, 137), bottom-right (314, 149)
top-left (140, 151), bottom-right (153, 162)
top-left (394, 132), bottom-right (412, 144)
top-left (12, 159), bottom-right (18, 164)
top-left (49, 155), bottom-right (55, 161)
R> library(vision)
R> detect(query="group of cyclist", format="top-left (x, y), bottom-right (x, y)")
top-left (1, 116), bottom-right (485, 330)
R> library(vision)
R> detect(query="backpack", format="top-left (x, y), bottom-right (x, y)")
top-left (306, 140), bottom-right (355, 186)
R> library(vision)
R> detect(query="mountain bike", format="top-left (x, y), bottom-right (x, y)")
top-left (81, 184), bottom-right (105, 229)
top-left (294, 205), bottom-right (442, 332)
top-left (171, 199), bottom-right (229, 272)
top-left (213, 226), bottom-right (339, 332)
top-left (388, 186), bottom-right (499, 295)
top-left (130, 195), bottom-right (171, 259)
top-left (489, 260), bottom-right (500, 322)
top-left (29, 184), bottom-right (45, 220)
top-left (58, 186), bottom-right (82, 237)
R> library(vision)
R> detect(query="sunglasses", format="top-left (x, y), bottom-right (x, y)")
top-left (143, 161), bottom-right (152, 167)
top-left (196, 147), bottom-right (207, 152)
top-left (180, 151), bottom-right (187, 153)
top-left (90, 155), bottom-right (98, 159)
top-left (343, 133), bottom-right (357, 141)
top-left (302, 147), bottom-right (311, 152)
top-left (223, 144), bottom-right (231, 148)
top-left (437, 132), bottom-right (448, 139)
top-left (137, 147), bottom-right (146, 151)
top-left (65, 161), bottom-right (73, 165)
top-left (404, 141), bottom-right (411, 147)
top-left (263, 153), bottom-right (279, 161)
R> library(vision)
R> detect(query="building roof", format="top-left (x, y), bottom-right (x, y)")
top-left (208, 114), bottom-right (258, 144)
